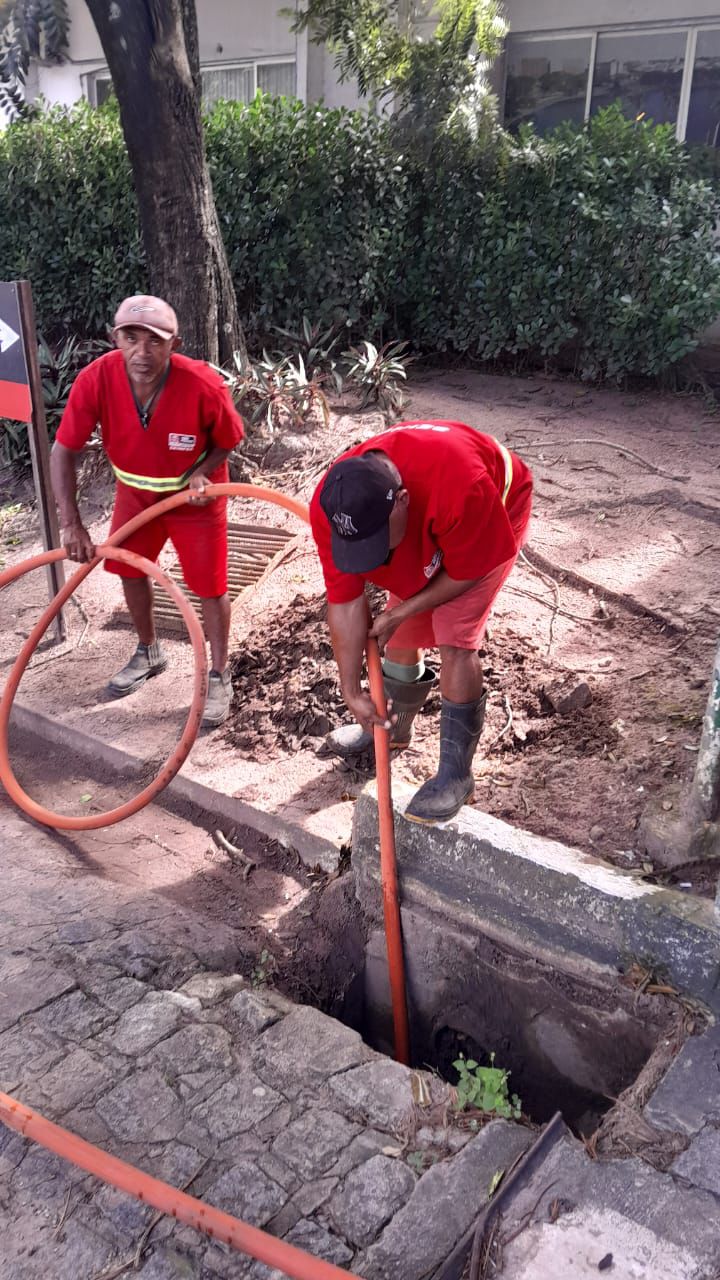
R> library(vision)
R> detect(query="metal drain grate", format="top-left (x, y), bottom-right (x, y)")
top-left (151, 521), bottom-right (294, 636)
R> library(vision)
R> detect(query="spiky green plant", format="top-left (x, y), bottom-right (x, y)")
top-left (0, 0), bottom-right (70, 117)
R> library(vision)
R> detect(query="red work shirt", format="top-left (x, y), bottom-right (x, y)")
top-left (56, 350), bottom-right (244, 485)
top-left (310, 421), bottom-right (533, 604)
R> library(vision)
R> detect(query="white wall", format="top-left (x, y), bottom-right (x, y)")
top-left (33, 0), bottom-right (307, 108)
top-left (502, 1), bottom-right (720, 33)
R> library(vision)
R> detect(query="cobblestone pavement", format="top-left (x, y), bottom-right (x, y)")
top-left (0, 801), bottom-right (532, 1279)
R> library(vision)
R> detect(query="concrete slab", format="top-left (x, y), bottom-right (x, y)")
top-left (644, 1022), bottom-right (720, 1136)
top-left (353, 783), bottom-right (720, 1012)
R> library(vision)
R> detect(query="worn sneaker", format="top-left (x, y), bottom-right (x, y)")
top-left (202, 668), bottom-right (233, 728)
top-left (107, 642), bottom-right (168, 698)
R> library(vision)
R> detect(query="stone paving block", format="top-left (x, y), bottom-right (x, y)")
top-left (644, 1023), bottom-right (720, 1136)
top-left (0, 1218), bottom-right (117, 1280)
top-left (230, 989), bottom-right (293, 1035)
top-left (327, 1152), bottom-right (416, 1247)
top-left (204, 1159), bottom-right (287, 1227)
top-left (0, 1021), bottom-right (66, 1088)
top-left (142, 1021), bottom-right (234, 1079)
top-left (30, 1046), bottom-right (115, 1115)
top-left (292, 1175), bottom-right (339, 1216)
top-left (108, 990), bottom-right (198, 1056)
top-left (256, 1151), bottom-right (300, 1194)
top-left (359, 1119), bottom-right (532, 1279)
top-left (96, 1068), bottom-right (183, 1142)
top-left (200, 1240), bottom-right (254, 1278)
top-left (672, 1126), bottom-right (720, 1197)
top-left (75, 1180), bottom-right (156, 1248)
top-left (131, 1243), bottom-right (202, 1278)
top-left (271, 1108), bottom-right (360, 1180)
top-left (328, 1129), bottom-right (397, 1180)
top-left (179, 972), bottom-right (246, 1006)
top-left (93, 973), bottom-right (149, 1014)
top-left (328, 1059), bottom-right (417, 1129)
top-left (248, 1219), bottom-right (354, 1280)
top-left (0, 1126), bottom-right (28, 1177)
top-left (30, 988), bottom-right (114, 1043)
top-left (0, 963), bottom-right (75, 1032)
top-left (192, 1073), bottom-right (283, 1139)
top-left (252, 1005), bottom-right (369, 1095)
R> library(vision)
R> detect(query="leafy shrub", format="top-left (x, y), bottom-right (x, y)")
top-left (0, 98), bottom-right (718, 384)
top-left (0, 332), bottom-right (106, 467)
top-left (453, 1052), bottom-right (521, 1119)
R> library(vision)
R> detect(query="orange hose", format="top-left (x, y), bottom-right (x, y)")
top-left (0, 482), bottom-right (411, 1063)
top-left (366, 639), bottom-right (411, 1067)
top-left (0, 1090), bottom-right (360, 1280)
top-left (0, 545), bottom-right (208, 831)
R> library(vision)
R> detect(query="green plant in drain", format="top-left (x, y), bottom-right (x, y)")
top-left (251, 949), bottom-right (277, 988)
top-left (453, 1052), bottom-right (521, 1120)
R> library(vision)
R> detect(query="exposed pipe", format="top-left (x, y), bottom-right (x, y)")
top-left (0, 1090), bottom-right (360, 1280)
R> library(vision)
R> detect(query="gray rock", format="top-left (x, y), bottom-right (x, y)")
top-left (672, 1126), bottom-right (720, 1196)
top-left (32, 1047), bottom-right (114, 1115)
top-left (0, 963), bottom-right (75, 1033)
top-left (30, 989), bottom-right (112, 1043)
top-left (328, 1059), bottom-right (415, 1129)
top-left (132, 1245), bottom-right (201, 1278)
top-left (247, 1219), bottom-right (354, 1279)
top-left (253, 1006), bottom-right (369, 1094)
top-left (360, 1120), bottom-right (531, 1279)
top-left (292, 1175), bottom-right (339, 1216)
top-left (109, 991), bottom-right (195, 1056)
top-left (193, 1074), bottom-right (283, 1138)
top-left (645, 1025), bottom-right (720, 1136)
top-left (272, 1108), bottom-right (360, 1179)
top-left (204, 1160), bottom-right (287, 1227)
top-left (179, 973), bottom-right (246, 1005)
top-left (229, 989), bottom-right (291, 1035)
top-left (328, 1130), bottom-right (390, 1179)
top-left (96, 1069), bottom-right (182, 1142)
top-left (143, 1022), bottom-right (233, 1079)
top-left (328, 1153), bottom-right (416, 1247)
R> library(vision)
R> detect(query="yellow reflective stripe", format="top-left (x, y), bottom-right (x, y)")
top-left (494, 439), bottom-right (513, 505)
top-left (111, 451), bottom-right (208, 493)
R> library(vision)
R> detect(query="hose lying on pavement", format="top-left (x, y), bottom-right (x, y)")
top-left (0, 483), bottom-right (411, 1068)
top-left (0, 1089), bottom-right (361, 1280)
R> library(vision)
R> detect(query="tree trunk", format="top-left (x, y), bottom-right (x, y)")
top-left (84, 0), bottom-right (245, 366)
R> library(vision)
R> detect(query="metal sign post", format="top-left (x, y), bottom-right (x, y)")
top-left (0, 280), bottom-right (65, 641)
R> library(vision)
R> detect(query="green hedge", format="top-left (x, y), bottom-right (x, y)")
top-left (0, 98), bottom-right (719, 381)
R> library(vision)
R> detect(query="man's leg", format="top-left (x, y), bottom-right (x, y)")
top-left (200, 593), bottom-right (231, 674)
top-left (122, 577), bottom-right (156, 646)
top-left (438, 646), bottom-right (484, 703)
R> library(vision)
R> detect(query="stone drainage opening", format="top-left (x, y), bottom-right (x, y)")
top-left (283, 878), bottom-right (679, 1141)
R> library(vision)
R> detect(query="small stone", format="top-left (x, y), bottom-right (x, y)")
top-left (272, 1108), bottom-right (359, 1179)
top-left (96, 1069), bottom-right (181, 1142)
top-left (109, 991), bottom-right (187, 1056)
top-left (589, 825), bottom-right (605, 842)
top-left (327, 1153), bottom-right (416, 1246)
top-left (204, 1160), bottom-right (286, 1227)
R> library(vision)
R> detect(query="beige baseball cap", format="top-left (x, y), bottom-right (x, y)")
top-left (113, 294), bottom-right (179, 340)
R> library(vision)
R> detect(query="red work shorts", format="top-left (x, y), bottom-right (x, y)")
top-left (388, 479), bottom-right (533, 652)
top-left (105, 482), bottom-right (229, 598)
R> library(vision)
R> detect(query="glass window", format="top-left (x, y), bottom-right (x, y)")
top-left (258, 62), bottom-right (296, 98)
top-left (590, 30), bottom-right (686, 126)
top-left (504, 36), bottom-right (592, 133)
top-left (686, 28), bottom-right (720, 147)
top-left (201, 64), bottom-right (254, 107)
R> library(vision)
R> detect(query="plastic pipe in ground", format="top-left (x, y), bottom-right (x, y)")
top-left (366, 637), bottom-right (411, 1067)
top-left (0, 1090), bottom-right (360, 1280)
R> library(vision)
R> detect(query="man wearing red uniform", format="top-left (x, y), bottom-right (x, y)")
top-left (310, 421), bottom-right (533, 822)
top-left (51, 295), bottom-right (245, 727)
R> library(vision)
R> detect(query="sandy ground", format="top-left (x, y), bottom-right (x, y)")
top-left (1, 370), bottom-right (719, 892)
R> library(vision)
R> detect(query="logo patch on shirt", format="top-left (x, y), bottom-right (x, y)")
top-left (168, 433), bottom-right (197, 452)
top-left (424, 549), bottom-right (443, 579)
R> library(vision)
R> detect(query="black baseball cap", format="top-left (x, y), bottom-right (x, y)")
top-left (319, 453), bottom-right (399, 573)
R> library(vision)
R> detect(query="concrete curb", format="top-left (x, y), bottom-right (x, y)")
top-left (9, 701), bottom-right (340, 872)
top-left (353, 782), bottom-right (720, 1012)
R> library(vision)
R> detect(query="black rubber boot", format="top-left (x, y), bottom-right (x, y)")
top-left (324, 668), bottom-right (437, 759)
top-left (404, 692), bottom-right (487, 824)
